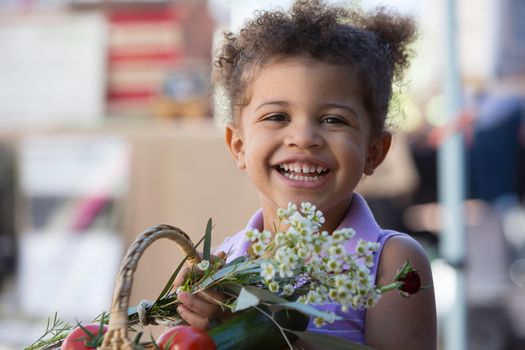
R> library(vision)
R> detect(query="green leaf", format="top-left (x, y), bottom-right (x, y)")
top-left (394, 259), bottom-right (412, 280)
top-left (224, 255), bottom-right (248, 267)
top-left (232, 287), bottom-right (260, 312)
top-left (197, 261), bottom-right (260, 289)
top-left (281, 302), bottom-right (342, 322)
top-left (241, 285), bottom-right (289, 304)
top-left (154, 235), bottom-right (207, 304)
top-left (75, 321), bottom-right (96, 338)
top-left (202, 218), bottom-right (213, 262)
top-left (224, 285), bottom-right (341, 322)
top-left (131, 331), bottom-right (144, 345)
top-left (150, 333), bottom-right (162, 350)
top-left (221, 283), bottom-right (277, 303)
top-left (289, 331), bottom-right (374, 350)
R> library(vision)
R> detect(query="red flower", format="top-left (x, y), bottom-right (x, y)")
top-left (396, 270), bottom-right (421, 295)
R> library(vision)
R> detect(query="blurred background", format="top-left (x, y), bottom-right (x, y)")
top-left (0, 0), bottom-right (524, 349)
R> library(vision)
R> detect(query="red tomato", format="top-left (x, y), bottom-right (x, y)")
top-left (157, 325), bottom-right (217, 350)
top-left (61, 323), bottom-right (108, 350)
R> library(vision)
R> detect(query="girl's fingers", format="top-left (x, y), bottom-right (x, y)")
top-left (172, 265), bottom-right (190, 289)
top-left (199, 290), bottom-right (233, 320)
top-left (199, 288), bottom-right (227, 304)
top-left (177, 304), bottom-right (211, 330)
top-left (173, 252), bottom-right (230, 329)
top-left (178, 292), bottom-right (219, 319)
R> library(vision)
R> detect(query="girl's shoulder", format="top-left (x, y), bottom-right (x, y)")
top-left (380, 233), bottom-right (429, 263)
top-left (365, 232), bottom-right (437, 349)
top-left (375, 231), bottom-right (433, 287)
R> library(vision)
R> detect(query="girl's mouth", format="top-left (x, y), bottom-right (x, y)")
top-left (275, 162), bottom-right (329, 182)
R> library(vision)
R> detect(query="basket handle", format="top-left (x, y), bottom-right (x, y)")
top-left (98, 224), bottom-right (200, 350)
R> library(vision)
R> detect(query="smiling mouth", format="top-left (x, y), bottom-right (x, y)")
top-left (275, 162), bottom-right (329, 181)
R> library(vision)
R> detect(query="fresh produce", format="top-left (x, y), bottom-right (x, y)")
top-left (156, 325), bottom-right (217, 350)
top-left (60, 323), bottom-right (108, 350)
top-left (209, 308), bottom-right (308, 350)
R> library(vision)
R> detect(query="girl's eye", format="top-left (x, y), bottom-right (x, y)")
top-left (264, 113), bottom-right (288, 122)
top-left (322, 115), bottom-right (347, 125)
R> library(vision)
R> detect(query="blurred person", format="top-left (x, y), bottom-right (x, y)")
top-left (468, 92), bottom-right (525, 259)
top-left (468, 92), bottom-right (524, 208)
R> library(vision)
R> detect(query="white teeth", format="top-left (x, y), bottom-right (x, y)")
top-left (284, 173), bottom-right (322, 181)
top-left (279, 163), bottom-right (327, 174)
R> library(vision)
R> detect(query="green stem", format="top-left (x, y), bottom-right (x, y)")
top-left (24, 333), bottom-right (67, 350)
top-left (377, 281), bottom-right (403, 294)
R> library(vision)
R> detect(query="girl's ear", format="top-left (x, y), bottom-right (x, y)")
top-left (225, 124), bottom-right (246, 169)
top-left (364, 132), bottom-right (392, 175)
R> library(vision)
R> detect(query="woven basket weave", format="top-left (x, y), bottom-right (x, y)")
top-left (98, 224), bottom-right (200, 350)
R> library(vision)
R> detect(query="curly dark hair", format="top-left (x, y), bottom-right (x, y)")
top-left (213, 0), bottom-right (417, 134)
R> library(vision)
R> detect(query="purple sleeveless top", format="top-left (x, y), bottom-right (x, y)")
top-left (213, 193), bottom-right (405, 344)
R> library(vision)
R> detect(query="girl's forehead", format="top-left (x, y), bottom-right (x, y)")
top-left (247, 57), bottom-right (360, 97)
top-left (242, 56), bottom-right (358, 95)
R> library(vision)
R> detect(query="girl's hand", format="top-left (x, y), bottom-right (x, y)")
top-left (173, 253), bottom-right (231, 330)
top-left (176, 290), bottom-right (226, 330)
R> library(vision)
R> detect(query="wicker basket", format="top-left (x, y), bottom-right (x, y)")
top-left (98, 224), bottom-right (200, 350)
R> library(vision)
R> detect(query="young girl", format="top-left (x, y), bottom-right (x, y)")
top-left (174, 1), bottom-right (437, 348)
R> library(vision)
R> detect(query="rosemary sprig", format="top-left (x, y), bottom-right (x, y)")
top-left (24, 312), bottom-right (73, 350)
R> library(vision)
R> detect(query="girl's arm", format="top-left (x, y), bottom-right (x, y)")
top-left (365, 235), bottom-right (437, 350)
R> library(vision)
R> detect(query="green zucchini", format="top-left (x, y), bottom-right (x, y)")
top-left (209, 308), bottom-right (309, 350)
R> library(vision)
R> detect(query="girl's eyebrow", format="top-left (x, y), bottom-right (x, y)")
top-left (322, 102), bottom-right (360, 117)
top-left (254, 100), bottom-right (288, 111)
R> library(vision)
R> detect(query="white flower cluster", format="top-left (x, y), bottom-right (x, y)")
top-left (197, 259), bottom-right (210, 271)
top-left (245, 202), bottom-right (381, 327)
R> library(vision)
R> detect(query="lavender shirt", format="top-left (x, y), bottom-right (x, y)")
top-left (214, 193), bottom-right (405, 344)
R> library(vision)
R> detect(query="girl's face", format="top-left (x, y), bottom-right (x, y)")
top-left (226, 57), bottom-right (391, 232)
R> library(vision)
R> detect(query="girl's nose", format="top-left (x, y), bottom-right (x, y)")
top-left (284, 121), bottom-right (324, 149)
